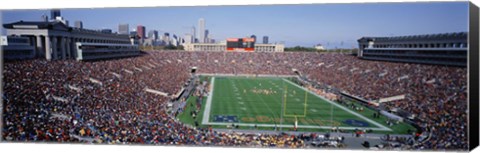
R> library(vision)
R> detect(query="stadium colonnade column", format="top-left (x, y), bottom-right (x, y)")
top-left (61, 37), bottom-right (67, 60)
top-left (67, 37), bottom-right (72, 59)
top-left (44, 36), bottom-right (52, 60)
top-left (64, 37), bottom-right (69, 59)
top-left (72, 38), bottom-right (78, 58)
top-left (60, 37), bottom-right (64, 59)
top-left (52, 36), bottom-right (58, 60)
top-left (66, 38), bottom-right (71, 59)
top-left (35, 35), bottom-right (43, 58)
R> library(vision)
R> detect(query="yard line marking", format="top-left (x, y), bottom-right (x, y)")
top-left (245, 79), bottom-right (277, 119)
top-left (282, 78), bottom-right (392, 131)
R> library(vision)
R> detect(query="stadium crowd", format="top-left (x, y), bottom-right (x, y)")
top-left (2, 51), bottom-right (467, 150)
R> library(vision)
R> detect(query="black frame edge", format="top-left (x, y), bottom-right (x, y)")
top-left (469, 1), bottom-right (479, 151)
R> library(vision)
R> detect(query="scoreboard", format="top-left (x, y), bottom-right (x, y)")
top-left (226, 38), bottom-right (255, 52)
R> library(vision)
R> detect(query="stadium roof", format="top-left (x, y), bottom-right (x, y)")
top-left (3, 20), bottom-right (70, 31)
top-left (358, 32), bottom-right (468, 42)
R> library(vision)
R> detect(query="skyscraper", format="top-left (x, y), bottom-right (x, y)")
top-left (163, 33), bottom-right (170, 45)
top-left (148, 30), bottom-right (159, 40)
top-left (184, 34), bottom-right (193, 44)
top-left (41, 15), bottom-right (48, 22)
top-left (205, 30), bottom-right (209, 43)
top-left (198, 18), bottom-right (205, 43)
top-left (130, 28), bottom-right (137, 38)
top-left (154, 31), bottom-right (159, 40)
top-left (172, 35), bottom-right (178, 46)
top-left (50, 9), bottom-right (61, 20)
top-left (118, 24), bottom-right (129, 35)
top-left (263, 36), bottom-right (269, 44)
top-left (136, 25), bottom-right (146, 39)
top-left (250, 35), bottom-right (257, 43)
top-left (50, 9), bottom-right (68, 26)
top-left (130, 31), bottom-right (137, 38)
top-left (191, 27), bottom-right (196, 43)
top-left (74, 21), bottom-right (83, 29)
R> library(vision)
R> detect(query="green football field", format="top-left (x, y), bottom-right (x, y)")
top-left (179, 76), bottom-right (416, 134)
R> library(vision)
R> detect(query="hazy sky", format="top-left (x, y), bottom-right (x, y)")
top-left (1, 2), bottom-right (469, 48)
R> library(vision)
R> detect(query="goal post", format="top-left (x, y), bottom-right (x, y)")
top-left (282, 82), bottom-right (308, 118)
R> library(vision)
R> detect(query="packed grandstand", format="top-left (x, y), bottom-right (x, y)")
top-left (2, 51), bottom-right (467, 150)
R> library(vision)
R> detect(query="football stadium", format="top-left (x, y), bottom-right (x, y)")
top-left (1, 50), bottom-right (469, 150)
top-left (0, 3), bottom-right (474, 151)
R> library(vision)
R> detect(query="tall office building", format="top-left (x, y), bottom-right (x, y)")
top-left (130, 28), bottom-right (137, 38)
top-left (198, 18), bottom-right (205, 43)
top-left (118, 24), bottom-right (129, 35)
top-left (74, 21), bottom-right (83, 29)
top-left (136, 25), bottom-right (146, 39)
top-left (130, 31), bottom-right (137, 38)
top-left (205, 30), bottom-right (209, 43)
top-left (184, 34), bottom-right (193, 44)
top-left (50, 9), bottom-right (61, 20)
top-left (251, 35), bottom-right (257, 43)
top-left (154, 31), bottom-right (159, 40)
top-left (41, 15), bottom-right (48, 22)
top-left (148, 30), bottom-right (159, 40)
top-left (50, 9), bottom-right (68, 26)
top-left (263, 36), bottom-right (269, 44)
top-left (172, 35), bottom-right (179, 46)
top-left (179, 37), bottom-right (185, 44)
top-left (163, 33), bottom-right (170, 45)
top-left (191, 27), bottom-right (196, 43)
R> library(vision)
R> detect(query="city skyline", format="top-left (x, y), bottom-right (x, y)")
top-left (1, 2), bottom-right (469, 48)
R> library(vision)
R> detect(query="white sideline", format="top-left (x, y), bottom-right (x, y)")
top-left (202, 77), bottom-right (215, 125)
top-left (206, 122), bottom-right (391, 131)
